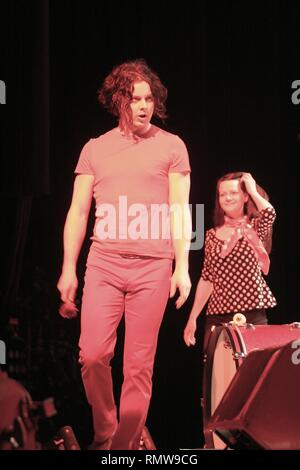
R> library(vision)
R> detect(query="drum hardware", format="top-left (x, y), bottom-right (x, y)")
top-left (0, 428), bottom-right (21, 450)
top-left (52, 437), bottom-right (65, 450)
top-left (233, 351), bottom-right (246, 360)
top-left (138, 426), bottom-right (156, 450)
top-left (9, 436), bottom-right (20, 449)
top-left (231, 313), bottom-right (247, 326)
top-left (18, 395), bottom-right (57, 449)
top-left (290, 322), bottom-right (300, 329)
top-left (229, 322), bottom-right (255, 330)
top-left (229, 315), bottom-right (255, 330)
top-left (43, 426), bottom-right (80, 450)
top-left (223, 340), bottom-right (232, 350)
top-left (0, 402), bottom-right (39, 450)
top-left (0, 393), bottom-right (57, 450)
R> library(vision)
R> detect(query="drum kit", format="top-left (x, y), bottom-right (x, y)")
top-left (202, 316), bottom-right (300, 449)
top-left (0, 393), bottom-right (78, 450)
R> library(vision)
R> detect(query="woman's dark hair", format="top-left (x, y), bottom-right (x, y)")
top-left (98, 59), bottom-right (167, 134)
top-left (213, 172), bottom-right (273, 253)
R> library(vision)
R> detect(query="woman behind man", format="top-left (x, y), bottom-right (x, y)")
top-left (184, 172), bottom-right (277, 350)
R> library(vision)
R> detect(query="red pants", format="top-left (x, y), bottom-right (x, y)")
top-left (79, 247), bottom-right (172, 450)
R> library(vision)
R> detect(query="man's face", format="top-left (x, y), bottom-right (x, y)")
top-left (129, 81), bottom-right (154, 134)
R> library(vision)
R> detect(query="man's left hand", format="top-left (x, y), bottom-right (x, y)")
top-left (169, 268), bottom-right (191, 309)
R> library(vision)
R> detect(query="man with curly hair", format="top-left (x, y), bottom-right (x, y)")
top-left (57, 59), bottom-right (191, 450)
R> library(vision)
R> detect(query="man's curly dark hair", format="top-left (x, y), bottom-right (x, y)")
top-left (98, 59), bottom-right (168, 133)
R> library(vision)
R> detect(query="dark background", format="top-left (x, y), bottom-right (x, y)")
top-left (0, 0), bottom-right (299, 450)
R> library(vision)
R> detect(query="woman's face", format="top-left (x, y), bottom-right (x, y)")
top-left (219, 179), bottom-right (248, 219)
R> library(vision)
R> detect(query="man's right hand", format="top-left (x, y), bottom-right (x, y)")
top-left (58, 301), bottom-right (78, 319)
top-left (57, 270), bottom-right (78, 318)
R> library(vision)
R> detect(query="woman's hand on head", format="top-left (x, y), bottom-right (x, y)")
top-left (240, 172), bottom-right (257, 196)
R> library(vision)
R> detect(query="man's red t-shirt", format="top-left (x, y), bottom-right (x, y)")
top-left (75, 125), bottom-right (191, 259)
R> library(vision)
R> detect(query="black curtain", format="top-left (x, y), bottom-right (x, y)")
top-left (0, 0), bottom-right (49, 320)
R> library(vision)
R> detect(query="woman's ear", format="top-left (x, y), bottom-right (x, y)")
top-left (240, 179), bottom-right (249, 203)
top-left (243, 192), bottom-right (249, 203)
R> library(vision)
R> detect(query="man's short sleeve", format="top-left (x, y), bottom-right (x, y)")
top-left (169, 136), bottom-right (191, 174)
top-left (74, 140), bottom-right (94, 175)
